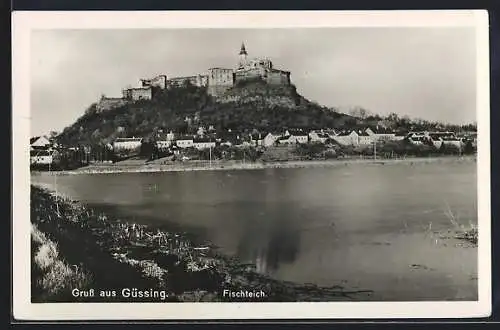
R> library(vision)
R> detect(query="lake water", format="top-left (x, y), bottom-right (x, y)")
top-left (31, 160), bottom-right (478, 301)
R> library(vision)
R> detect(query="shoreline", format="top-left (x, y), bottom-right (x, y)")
top-left (33, 156), bottom-right (476, 176)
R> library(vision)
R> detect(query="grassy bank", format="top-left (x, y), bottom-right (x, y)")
top-left (36, 155), bottom-right (476, 176)
top-left (31, 223), bottom-right (93, 302)
top-left (31, 185), bottom-right (373, 302)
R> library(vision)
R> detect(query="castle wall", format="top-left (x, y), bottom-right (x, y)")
top-left (141, 75), bottom-right (167, 89)
top-left (266, 70), bottom-right (291, 85)
top-left (234, 66), bottom-right (291, 86)
top-left (116, 45), bottom-right (291, 100)
top-left (198, 75), bottom-right (209, 87)
top-left (96, 97), bottom-right (128, 112)
top-left (207, 68), bottom-right (234, 96)
top-left (234, 68), bottom-right (265, 84)
top-left (246, 58), bottom-right (273, 70)
top-left (167, 75), bottom-right (208, 88)
top-left (208, 68), bottom-right (234, 86)
top-left (123, 87), bottom-right (153, 100)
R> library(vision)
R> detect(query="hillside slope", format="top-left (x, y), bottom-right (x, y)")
top-left (57, 82), bottom-right (354, 146)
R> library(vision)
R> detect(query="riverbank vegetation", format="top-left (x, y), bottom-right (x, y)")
top-left (31, 223), bottom-right (93, 302)
top-left (444, 206), bottom-right (478, 246)
top-left (31, 186), bottom-right (373, 302)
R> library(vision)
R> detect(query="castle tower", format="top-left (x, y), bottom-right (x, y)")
top-left (238, 42), bottom-right (248, 69)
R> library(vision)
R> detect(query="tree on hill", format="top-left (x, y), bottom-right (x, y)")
top-left (56, 84), bottom-right (354, 147)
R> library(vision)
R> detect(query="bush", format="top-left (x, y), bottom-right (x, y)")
top-left (294, 143), bottom-right (327, 159)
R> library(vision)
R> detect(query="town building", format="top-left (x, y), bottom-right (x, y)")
top-left (276, 135), bottom-right (296, 145)
top-left (333, 130), bottom-right (360, 146)
top-left (218, 131), bottom-right (243, 147)
top-left (176, 136), bottom-right (195, 148)
top-left (30, 149), bottom-right (59, 166)
top-left (156, 139), bottom-right (172, 150)
top-left (309, 130), bottom-right (331, 144)
top-left (277, 133), bottom-right (308, 145)
top-left (358, 130), bottom-right (374, 145)
top-left (30, 136), bottom-right (52, 150)
top-left (407, 135), bottom-right (428, 145)
top-left (154, 130), bottom-right (176, 150)
top-left (113, 137), bottom-right (143, 151)
top-left (393, 132), bottom-right (408, 141)
top-left (428, 132), bottom-right (462, 149)
top-left (261, 133), bottom-right (280, 147)
top-left (365, 127), bottom-right (396, 141)
top-left (193, 137), bottom-right (216, 150)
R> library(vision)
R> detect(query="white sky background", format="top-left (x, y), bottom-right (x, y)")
top-left (30, 28), bottom-right (476, 137)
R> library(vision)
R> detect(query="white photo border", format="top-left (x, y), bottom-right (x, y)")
top-left (12, 10), bottom-right (491, 320)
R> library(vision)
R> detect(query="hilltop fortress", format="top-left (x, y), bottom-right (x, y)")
top-left (96, 43), bottom-right (292, 111)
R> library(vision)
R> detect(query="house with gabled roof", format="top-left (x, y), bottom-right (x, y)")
top-left (309, 130), bottom-right (331, 144)
top-left (358, 130), bottom-right (374, 145)
top-left (277, 131), bottom-right (308, 145)
top-left (30, 136), bottom-right (52, 150)
top-left (155, 131), bottom-right (176, 150)
top-left (333, 130), bottom-right (359, 146)
top-left (428, 131), bottom-right (462, 149)
top-left (249, 132), bottom-right (281, 147)
top-left (283, 129), bottom-right (308, 144)
top-left (365, 126), bottom-right (396, 141)
top-left (277, 135), bottom-right (297, 145)
top-left (219, 130), bottom-right (243, 147)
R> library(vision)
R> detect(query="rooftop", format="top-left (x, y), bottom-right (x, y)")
top-left (193, 137), bottom-right (216, 143)
top-left (114, 137), bottom-right (143, 142)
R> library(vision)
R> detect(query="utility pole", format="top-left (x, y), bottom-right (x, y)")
top-left (374, 140), bottom-right (377, 160)
top-left (209, 145), bottom-right (212, 167)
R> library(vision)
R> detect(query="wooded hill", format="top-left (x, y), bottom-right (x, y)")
top-left (56, 80), bottom-right (476, 147)
top-left (56, 81), bottom-right (354, 146)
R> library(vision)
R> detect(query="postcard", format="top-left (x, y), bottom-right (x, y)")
top-left (12, 10), bottom-right (491, 320)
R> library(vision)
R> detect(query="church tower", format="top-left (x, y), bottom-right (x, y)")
top-left (238, 42), bottom-right (248, 69)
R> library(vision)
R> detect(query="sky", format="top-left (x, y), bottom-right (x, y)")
top-left (30, 27), bottom-right (477, 137)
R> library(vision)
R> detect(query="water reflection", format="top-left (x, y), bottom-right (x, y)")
top-left (235, 203), bottom-right (301, 275)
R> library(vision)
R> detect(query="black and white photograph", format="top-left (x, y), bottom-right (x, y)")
top-left (12, 10), bottom-right (490, 320)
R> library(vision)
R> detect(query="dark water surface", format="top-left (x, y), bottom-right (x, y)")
top-left (31, 161), bottom-right (478, 301)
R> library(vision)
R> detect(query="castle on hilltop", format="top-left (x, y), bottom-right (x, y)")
top-left (96, 43), bottom-right (292, 112)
